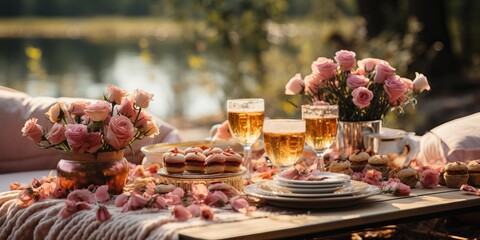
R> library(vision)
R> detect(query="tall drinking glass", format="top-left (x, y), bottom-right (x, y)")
top-left (301, 105), bottom-right (339, 171)
top-left (263, 119), bottom-right (306, 171)
top-left (227, 98), bottom-right (265, 176)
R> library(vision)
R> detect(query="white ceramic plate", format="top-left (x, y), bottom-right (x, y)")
top-left (256, 180), bottom-right (366, 198)
top-left (275, 171), bottom-right (351, 185)
top-left (244, 181), bottom-right (381, 209)
top-left (274, 180), bottom-right (349, 189)
top-left (268, 180), bottom-right (351, 194)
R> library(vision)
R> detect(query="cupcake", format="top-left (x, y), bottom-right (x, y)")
top-left (364, 155), bottom-right (390, 180)
top-left (204, 153), bottom-right (226, 174)
top-left (397, 167), bottom-right (419, 188)
top-left (223, 147), bottom-right (243, 173)
top-left (163, 152), bottom-right (186, 174)
top-left (348, 152), bottom-right (369, 172)
top-left (185, 152), bottom-right (207, 173)
top-left (444, 162), bottom-right (469, 188)
top-left (439, 166), bottom-right (447, 186)
top-left (328, 160), bottom-right (353, 175)
top-left (467, 161), bottom-right (480, 186)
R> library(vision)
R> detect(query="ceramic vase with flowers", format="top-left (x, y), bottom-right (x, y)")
top-left (285, 50), bottom-right (431, 159)
top-left (21, 85), bottom-right (159, 194)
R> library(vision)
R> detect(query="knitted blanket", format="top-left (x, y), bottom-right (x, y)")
top-left (0, 191), bottom-right (271, 240)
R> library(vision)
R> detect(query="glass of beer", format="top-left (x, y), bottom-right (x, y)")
top-left (263, 119), bottom-right (305, 171)
top-left (227, 98), bottom-right (265, 175)
top-left (301, 104), bottom-right (338, 171)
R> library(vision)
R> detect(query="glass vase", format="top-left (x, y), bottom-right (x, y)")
top-left (57, 150), bottom-right (129, 195)
top-left (336, 120), bottom-right (382, 159)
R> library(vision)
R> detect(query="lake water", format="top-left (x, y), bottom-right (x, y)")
top-left (0, 37), bottom-right (230, 129)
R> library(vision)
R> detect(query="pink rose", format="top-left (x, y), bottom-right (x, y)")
top-left (213, 120), bottom-right (232, 141)
top-left (346, 74), bottom-right (369, 89)
top-left (85, 101), bottom-right (111, 122)
top-left (351, 87), bottom-right (373, 109)
top-left (334, 50), bottom-right (356, 71)
top-left (46, 102), bottom-right (68, 123)
top-left (118, 96), bottom-right (136, 120)
top-left (172, 205), bottom-right (192, 221)
top-left (165, 192), bottom-right (182, 206)
top-left (86, 132), bottom-right (103, 153)
top-left (304, 74), bottom-right (321, 96)
top-left (143, 120), bottom-right (159, 137)
top-left (413, 72), bottom-right (430, 93)
top-left (94, 185), bottom-right (110, 203)
top-left (65, 124), bottom-right (89, 153)
top-left (133, 89), bottom-right (154, 109)
top-left (357, 58), bottom-right (380, 72)
top-left (374, 60), bottom-right (396, 84)
top-left (420, 169), bottom-right (439, 189)
top-left (106, 84), bottom-right (127, 104)
top-left (22, 118), bottom-right (44, 144)
top-left (105, 115), bottom-right (136, 150)
top-left (384, 75), bottom-right (406, 105)
top-left (46, 123), bottom-right (66, 145)
top-left (400, 77), bottom-right (413, 92)
top-left (353, 68), bottom-right (366, 76)
top-left (285, 73), bottom-right (304, 95)
top-left (69, 101), bottom-right (90, 117)
top-left (200, 205), bottom-right (214, 220)
top-left (96, 205), bottom-right (111, 223)
top-left (311, 57), bottom-right (338, 80)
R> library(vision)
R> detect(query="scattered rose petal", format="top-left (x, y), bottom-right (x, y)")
top-left (420, 169), bottom-right (439, 189)
top-left (200, 204), bottom-right (214, 220)
top-left (96, 205), bottom-right (111, 223)
top-left (172, 205), bottom-right (192, 222)
top-left (94, 185), bottom-right (110, 202)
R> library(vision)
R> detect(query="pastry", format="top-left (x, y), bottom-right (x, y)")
top-left (166, 147), bottom-right (185, 155)
top-left (163, 152), bottom-right (186, 174)
top-left (364, 155), bottom-right (390, 179)
top-left (223, 147), bottom-right (243, 173)
top-left (397, 167), bottom-right (419, 188)
top-left (184, 146), bottom-right (204, 155)
top-left (328, 160), bottom-right (353, 175)
top-left (444, 162), bottom-right (469, 188)
top-left (185, 152), bottom-right (207, 173)
top-left (467, 161), bottom-right (480, 186)
top-left (348, 152), bottom-right (369, 172)
top-left (203, 147), bottom-right (224, 157)
top-left (204, 153), bottom-right (226, 174)
top-left (439, 166), bottom-right (446, 186)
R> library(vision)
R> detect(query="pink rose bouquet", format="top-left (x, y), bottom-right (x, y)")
top-left (285, 50), bottom-right (430, 121)
top-left (21, 84), bottom-right (159, 154)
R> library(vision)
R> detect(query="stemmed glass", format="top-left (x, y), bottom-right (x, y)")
top-left (263, 119), bottom-right (306, 171)
top-left (227, 98), bottom-right (265, 176)
top-left (301, 105), bottom-right (339, 171)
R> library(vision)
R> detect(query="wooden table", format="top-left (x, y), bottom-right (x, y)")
top-left (178, 187), bottom-right (480, 239)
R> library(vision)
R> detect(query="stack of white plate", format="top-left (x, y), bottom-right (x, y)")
top-left (244, 171), bottom-right (381, 209)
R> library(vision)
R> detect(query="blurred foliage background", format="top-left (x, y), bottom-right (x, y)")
top-left (0, 0), bottom-right (479, 138)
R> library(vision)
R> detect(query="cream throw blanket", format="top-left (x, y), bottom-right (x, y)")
top-left (0, 191), bottom-right (271, 240)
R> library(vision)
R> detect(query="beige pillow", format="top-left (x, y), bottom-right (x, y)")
top-left (0, 87), bottom-right (181, 173)
top-left (417, 112), bottom-right (480, 167)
